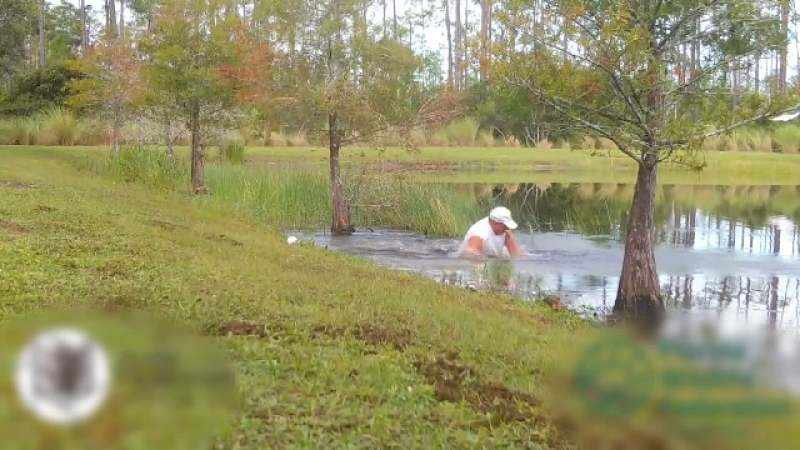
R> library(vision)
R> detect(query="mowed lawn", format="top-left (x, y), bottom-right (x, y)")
top-left (23, 144), bottom-right (800, 185)
top-left (0, 147), bottom-right (592, 449)
top-left (2, 146), bottom-right (799, 450)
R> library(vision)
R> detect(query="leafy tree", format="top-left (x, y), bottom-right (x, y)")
top-left (0, 63), bottom-right (84, 116)
top-left (0, 0), bottom-right (30, 85)
top-left (255, 0), bottom-right (462, 234)
top-left (138, 0), bottom-right (243, 194)
top-left (66, 40), bottom-right (143, 156)
top-left (46, 0), bottom-right (85, 65)
top-left (505, 0), bottom-right (796, 329)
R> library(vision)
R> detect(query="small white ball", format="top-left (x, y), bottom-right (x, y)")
top-left (287, 236), bottom-right (298, 245)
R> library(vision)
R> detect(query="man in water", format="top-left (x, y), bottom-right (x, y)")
top-left (458, 206), bottom-right (522, 260)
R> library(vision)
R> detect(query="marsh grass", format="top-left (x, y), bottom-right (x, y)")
top-left (75, 147), bottom-right (488, 237)
top-left (75, 145), bottom-right (189, 191)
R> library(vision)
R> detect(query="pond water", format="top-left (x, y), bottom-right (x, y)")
top-left (288, 182), bottom-right (800, 337)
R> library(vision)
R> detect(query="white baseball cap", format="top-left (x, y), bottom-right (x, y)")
top-left (489, 206), bottom-right (517, 230)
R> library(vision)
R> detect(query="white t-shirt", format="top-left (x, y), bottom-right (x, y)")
top-left (457, 217), bottom-right (509, 257)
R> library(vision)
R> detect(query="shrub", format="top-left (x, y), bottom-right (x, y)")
top-left (409, 128), bottom-right (427, 147)
top-left (287, 131), bottom-right (308, 147)
top-left (40, 108), bottom-right (81, 145)
top-left (477, 131), bottom-right (495, 147)
top-left (505, 136), bottom-right (521, 147)
top-left (597, 138), bottom-right (617, 150)
top-left (445, 117), bottom-right (479, 146)
top-left (9, 117), bottom-right (39, 145)
top-left (428, 129), bottom-right (449, 146)
top-left (268, 132), bottom-right (288, 146)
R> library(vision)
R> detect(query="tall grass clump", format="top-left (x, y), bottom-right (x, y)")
top-left (206, 166), bottom-right (332, 229)
top-left (445, 117), bottom-right (479, 146)
top-left (772, 124), bottom-right (800, 153)
top-left (221, 143), bottom-right (245, 164)
top-left (287, 131), bottom-right (309, 146)
top-left (409, 128), bottom-right (427, 147)
top-left (735, 127), bottom-right (772, 152)
top-left (477, 131), bottom-right (495, 147)
top-left (268, 131), bottom-right (288, 146)
top-left (39, 108), bottom-right (82, 145)
top-left (428, 129), bottom-right (449, 146)
top-left (352, 178), bottom-right (486, 237)
top-left (75, 145), bottom-right (188, 191)
top-left (206, 166), bottom-right (487, 237)
top-left (3, 117), bottom-right (40, 145)
top-left (0, 121), bottom-right (13, 144)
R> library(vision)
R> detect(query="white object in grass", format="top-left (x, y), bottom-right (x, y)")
top-left (287, 236), bottom-right (298, 245)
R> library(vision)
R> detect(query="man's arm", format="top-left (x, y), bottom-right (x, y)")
top-left (505, 231), bottom-right (522, 258)
top-left (462, 236), bottom-right (485, 260)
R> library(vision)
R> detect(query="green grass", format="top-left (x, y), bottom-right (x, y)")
top-left (3, 146), bottom-right (800, 449)
top-left (12, 145), bottom-right (800, 182)
top-left (0, 145), bottom-right (589, 449)
top-left (410, 166), bottom-right (800, 186)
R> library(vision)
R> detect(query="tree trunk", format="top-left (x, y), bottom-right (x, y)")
top-left (329, 110), bottom-right (351, 235)
top-left (383, 0), bottom-right (387, 37)
top-left (38, 0), bottom-right (46, 68)
top-left (392, 0), bottom-right (397, 39)
top-left (80, 0), bottom-right (87, 56)
top-left (755, 52), bottom-right (760, 94)
top-left (780, 0), bottom-right (789, 94)
top-left (112, 111), bottom-right (121, 158)
top-left (479, 0), bottom-right (490, 82)
top-left (190, 97), bottom-right (207, 194)
top-left (165, 117), bottom-right (174, 161)
top-left (119, 0), bottom-right (125, 41)
top-left (613, 160), bottom-right (666, 329)
top-left (509, 12), bottom-right (516, 61)
top-left (463, 1), bottom-right (468, 85)
top-left (444, 0), bottom-right (453, 87)
top-left (454, 0), bottom-right (461, 90)
top-left (108, 0), bottom-right (117, 39)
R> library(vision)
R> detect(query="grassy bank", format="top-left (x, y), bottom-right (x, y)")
top-left (0, 146), bottom-right (601, 450)
top-left (4, 147), bottom-right (800, 449)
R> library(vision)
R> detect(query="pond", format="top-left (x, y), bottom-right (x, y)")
top-left (288, 182), bottom-right (800, 336)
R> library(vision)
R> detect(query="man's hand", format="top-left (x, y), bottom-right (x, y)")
top-left (504, 231), bottom-right (522, 258)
